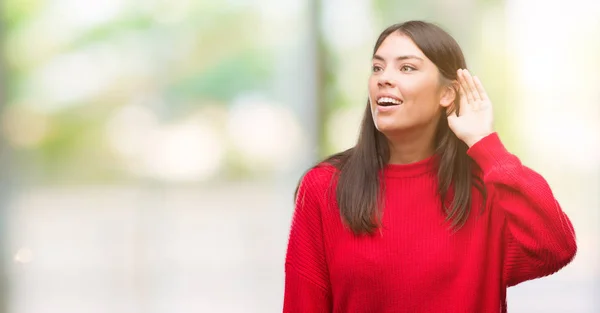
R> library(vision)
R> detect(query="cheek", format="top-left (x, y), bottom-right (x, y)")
top-left (368, 79), bottom-right (377, 104)
top-left (397, 78), bottom-right (427, 98)
top-left (367, 77), bottom-right (377, 93)
top-left (403, 80), bottom-right (438, 106)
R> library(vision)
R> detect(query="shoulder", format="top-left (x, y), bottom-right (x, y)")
top-left (295, 148), bottom-right (352, 206)
top-left (297, 162), bottom-right (337, 193)
top-left (295, 162), bottom-right (338, 206)
top-left (304, 162), bottom-right (338, 182)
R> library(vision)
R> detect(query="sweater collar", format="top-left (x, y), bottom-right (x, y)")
top-left (382, 154), bottom-right (439, 178)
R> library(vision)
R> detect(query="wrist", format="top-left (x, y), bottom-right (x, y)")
top-left (464, 134), bottom-right (490, 148)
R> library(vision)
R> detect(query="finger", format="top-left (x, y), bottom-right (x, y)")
top-left (473, 76), bottom-right (488, 102)
top-left (458, 83), bottom-right (470, 114)
top-left (457, 69), bottom-right (474, 105)
top-left (462, 69), bottom-right (481, 103)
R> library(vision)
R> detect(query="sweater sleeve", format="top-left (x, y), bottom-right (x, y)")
top-left (467, 133), bottom-right (577, 287)
top-left (283, 168), bottom-right (332, 313)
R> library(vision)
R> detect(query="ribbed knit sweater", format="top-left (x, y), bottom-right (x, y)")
top-left (283, 133), bottom-right (577, 313)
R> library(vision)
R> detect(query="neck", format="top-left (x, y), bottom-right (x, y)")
top-left (385, 123), bottom-right (438, 165)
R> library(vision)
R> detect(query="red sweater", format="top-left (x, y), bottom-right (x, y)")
top-left (283, 133), bottom-right (577, 313)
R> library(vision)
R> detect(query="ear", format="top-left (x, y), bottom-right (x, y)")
top-left (439, 81), bottom-right (458, 108)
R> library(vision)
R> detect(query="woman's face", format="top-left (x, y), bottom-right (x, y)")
top-left (368, 32), bottom-right (453, 135)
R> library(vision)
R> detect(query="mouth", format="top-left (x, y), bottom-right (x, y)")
top-left (376, 96), bottom-right (403, 107)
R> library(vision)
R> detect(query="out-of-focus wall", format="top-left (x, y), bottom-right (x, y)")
top-left (1, 0), bottom-right (598, 312)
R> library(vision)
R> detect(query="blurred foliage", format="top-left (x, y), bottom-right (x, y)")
top-left (2, 0), bottom-right (274, 183)
top-left (2, 0), bottom-right (516, 183)
top-left (167, 49), bottom-right (271, 103)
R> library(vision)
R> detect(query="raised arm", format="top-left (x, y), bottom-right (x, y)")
top-left (468, 133), bottom-right (577, 286)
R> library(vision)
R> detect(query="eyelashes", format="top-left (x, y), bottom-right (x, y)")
top-left (371, 65), bottom-right (417, 73)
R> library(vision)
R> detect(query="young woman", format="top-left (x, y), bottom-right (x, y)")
top-left (283, 20), bottom-right (577, 313)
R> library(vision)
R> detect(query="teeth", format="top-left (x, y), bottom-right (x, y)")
top-left (377, 97), bottom-right (402, 105)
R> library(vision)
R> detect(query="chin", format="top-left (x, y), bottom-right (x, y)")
top-left (373, 114), bottom-right (400, 128)
top-left (374, 121), bottom-right (405, 134)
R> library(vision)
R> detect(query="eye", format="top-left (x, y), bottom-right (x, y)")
top-left (372, 65), bottom-right (383, 73)
top-left (401, 65), bottom-right (416, 72)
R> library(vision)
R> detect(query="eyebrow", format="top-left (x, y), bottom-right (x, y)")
top-left (372, 54), bottom-right (424, 62)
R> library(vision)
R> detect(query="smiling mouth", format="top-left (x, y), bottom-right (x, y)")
top-left (377, 97), bottom-right (403, 106)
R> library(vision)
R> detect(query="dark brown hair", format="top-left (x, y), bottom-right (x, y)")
top-left (298, 20), bottom-right (486, 235)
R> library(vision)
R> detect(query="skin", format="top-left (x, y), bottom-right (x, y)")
top-left (367, 32), bottom-right (494, 164)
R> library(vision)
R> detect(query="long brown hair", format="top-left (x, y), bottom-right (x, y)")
top-left (298, 21), bottom-right (486, 235)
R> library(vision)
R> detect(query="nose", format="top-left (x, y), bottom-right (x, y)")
top-left (377, 71), bottom-right (395, 88)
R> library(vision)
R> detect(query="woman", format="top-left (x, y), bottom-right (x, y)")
top-left (283, 20), bottom-right (577, 313)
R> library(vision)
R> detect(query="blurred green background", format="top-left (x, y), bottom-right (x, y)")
top-left (0, 0), bottom-right (598, 312)
top-left (2, 0), bottom-right (521, 183)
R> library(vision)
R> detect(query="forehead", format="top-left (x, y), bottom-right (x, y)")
top-left (374, 32), bottom-right (426, 59)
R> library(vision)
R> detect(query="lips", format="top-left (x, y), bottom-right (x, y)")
top-left (377, 96), bottom-right (403, 106)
